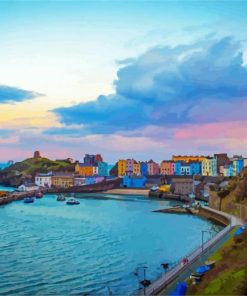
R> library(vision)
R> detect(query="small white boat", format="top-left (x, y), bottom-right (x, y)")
top-left (66, 198), bottom-right (80, 205)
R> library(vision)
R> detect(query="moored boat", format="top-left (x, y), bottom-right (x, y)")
top-left (36, 191), bottom-right (43, 198)
top-left (66, 198), bottom-right (80, 205)
top-left (24, 197), bottom-right (34, 203)
top-left (57, 194), bottom-right (66, 201)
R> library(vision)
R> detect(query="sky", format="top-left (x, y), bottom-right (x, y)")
top-left (1, 0), bottom-right (247, 163)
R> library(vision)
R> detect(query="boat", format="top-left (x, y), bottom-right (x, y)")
top-left (24, 197), bottom-right (34, 203)
top-left (57, 194), bottom-right (66, 202)
top-left (66, 198), bottom-right (80, 205)
top-left (205, 260), bottom-right (216, 268)
top-left (35, 191), bottom-right (43, 198)
top-left (190, 272), bottom-right (204, 280)
top-left (196, 265), bottom-right (211, 274)
top-left (150, 185), bottom-right (159, 192)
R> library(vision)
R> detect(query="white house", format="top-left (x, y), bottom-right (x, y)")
top-left (74, 177), bottom-right (86, 186)
top-left (35, 172), bottom-right (53, 188)
top-left (18, 183), bottom-right (40, 192)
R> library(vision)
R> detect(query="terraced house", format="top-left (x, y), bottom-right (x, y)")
top-left (51, 173), bottom-right (74, 188)
top-left (202, 157), bottom-right (217, 176)
top-left (75, 163), bottom-right (98, 176)
top-left (118, 160), bottom-right (127, 176)
top-left (160, 160), bottom-right (175, 175)
top-left (147, 160), bottom-right (159, 175)
top-left (133, 161), bottom-right (141, 175)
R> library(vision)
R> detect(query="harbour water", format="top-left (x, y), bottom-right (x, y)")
top-left (0, 185), bottom-right (15, 192)
top-left (0, 193), bottom-right (222, 295)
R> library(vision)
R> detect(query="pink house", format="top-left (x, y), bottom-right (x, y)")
top-left (126, 159), bottom-right (134, 175)
top-left (147, 160), bottom-right (160, 175)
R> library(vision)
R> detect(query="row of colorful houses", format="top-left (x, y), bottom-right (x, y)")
top-left (117, 154), bottom-right (247, 177)
top-left (34, 172), bottom-right (105, 189)
top-left (74, 154), bottom-right (109, 176)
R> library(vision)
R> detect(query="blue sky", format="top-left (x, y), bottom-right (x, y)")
top-left (0, 1), bottom-right (247, 162)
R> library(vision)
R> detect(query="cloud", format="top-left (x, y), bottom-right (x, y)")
top-left (53, 36), bottom-right (247, 138)
top-left (0, 85), bottom-right (43, 104)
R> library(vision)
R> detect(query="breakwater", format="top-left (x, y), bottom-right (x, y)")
top-left (154, 206), bottom-right (229, 226)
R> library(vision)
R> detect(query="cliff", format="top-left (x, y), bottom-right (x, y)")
top-left (209, 167), bottom-right (247, 221)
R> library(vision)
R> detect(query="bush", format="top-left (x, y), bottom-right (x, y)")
top-left (218, 189), bottom-right (230, 199)
top-left (209, 185), bottom-right (216, 191)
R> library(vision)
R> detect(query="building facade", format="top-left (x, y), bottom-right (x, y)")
top-left (35, 172), bottom-right (52, 188)
top-left (126, 159), bottom-right (134, 175)
top-left (233, 159), bottom-right (244, 176)
top-left (202, 158), bottom-right (217, 176)
top-left (214, 153), bottom-right (230, 175)
top-left (118, 160), bottom-right (127, 176)
top-left (133, 161), bottom-right (141, 175)
top-left (147, 160), bottom-right (159, 175)
top-left (122, 175), bottom-right (146, 188)
top-left (18, 183), bottom-right (40, 192)
top-left (98, 161), bottom-right (108, 176)
top-left (51, 173), bottom-right (74, 188)
top-left (75, 163), bottom-right (98, 176)
top-left (189, 162), bottom-right (202, 175)
top-left (160, 161), bottom-right (175, 175)
top-left (140, 162), bottom-right (148, 176)
top-left (172, 155), bottom-right (207, 163)
top-left (74, 177), bottom-right (86, 186)
top-left (180, 163), bottom-right (190, 175)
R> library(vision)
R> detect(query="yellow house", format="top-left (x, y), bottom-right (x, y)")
top-left (159, 184), bottom-right (171, 193)
top-left (133, 161), bottom-right (141, 175)
top-left (202, 158), bottom-right (217, 176)
top-left (172, 155), bottom-right (207, 163)
top-left (118, 160), bottom-right (127, 176)
top-left (51, 173), bottom-right (74, 188)
top-left (75, 163), bottom-right (98, 176)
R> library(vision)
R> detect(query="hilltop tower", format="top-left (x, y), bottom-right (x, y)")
top-left (34, 151), bottom-right (41, 159)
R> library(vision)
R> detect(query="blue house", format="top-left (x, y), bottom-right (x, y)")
top-left (189, 162), bottom-right (202, 175)
top-left (140, 162), bottom-right (148, 176)
top-left (122, 176), bottom-right (147, 188)
top-left (85, 176), bottom-right (95, 185)
top-left (174, 162), bottom-right (182, 175)
top-left (98, 161), bottom-right (108, 176)
top-left (233, 159), bottom-right (244, 176)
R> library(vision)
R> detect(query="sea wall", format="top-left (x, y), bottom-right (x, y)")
top-left (198, 207), bottom-right (230, 226)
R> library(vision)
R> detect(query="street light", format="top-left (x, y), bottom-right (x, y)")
top-left (134, 265), bottom-right (151, 295)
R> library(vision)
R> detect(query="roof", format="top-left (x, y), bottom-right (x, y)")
top-left (77, 163), bottom-right (98, 167)
top-left (36, 172), bottom-right (53, 177)
top-left (20, 183), bottom-right (38, 187)
top-left (52, 172), bottom-right (74, 177)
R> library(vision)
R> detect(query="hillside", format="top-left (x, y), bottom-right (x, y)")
top-left (186, 227), bottom-right (247, 295)
top-left (0, 157), bottom-right (75, 187)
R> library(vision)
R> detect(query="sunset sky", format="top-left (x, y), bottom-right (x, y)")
top-left (1, 1), bottom-right (247, 162)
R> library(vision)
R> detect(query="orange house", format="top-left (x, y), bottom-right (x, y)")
top-left (75, 163), bottom-right (98, 176)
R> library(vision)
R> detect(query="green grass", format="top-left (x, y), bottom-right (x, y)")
top-left (200, 269), bottom-right (246, 295)
top-left (0, 157), bottom-right (74, 186)
top-left (187, 229), bottom-right (247, 295)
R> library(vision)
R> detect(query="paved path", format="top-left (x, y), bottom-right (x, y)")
top-left (142, 206), bottom-right (244, 296)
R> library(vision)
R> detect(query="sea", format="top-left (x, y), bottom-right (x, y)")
top-left (0, 192), bottom-right (223, 295)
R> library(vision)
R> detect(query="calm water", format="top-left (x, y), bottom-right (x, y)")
top-left (0, 193), bottom-right (222, 295)
top-left (0, 185), bottom-right (15, 192)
